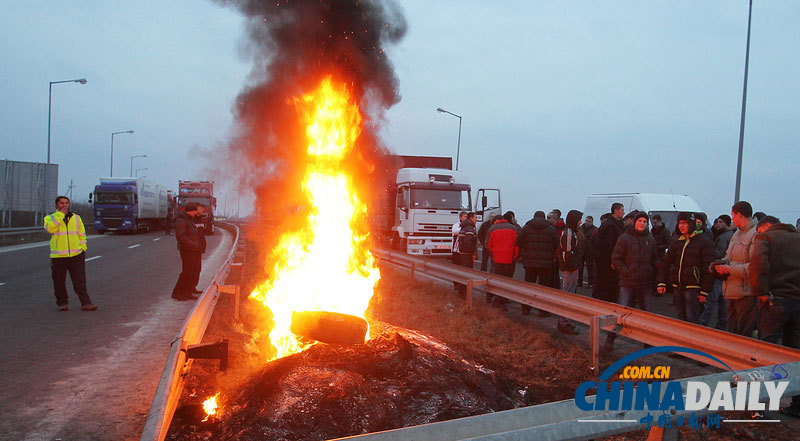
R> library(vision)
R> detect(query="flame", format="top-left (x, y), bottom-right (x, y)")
top-left (249, 76), bottom-right (380, 361)
top-left (202, 393), bottom-right (219, 422)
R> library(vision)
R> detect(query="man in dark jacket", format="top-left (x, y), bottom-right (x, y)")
top-left (604, 211), bottom-right (658, 351)
top-left (172, 203), bottom-right (204, 301)
top-left (593, 203), bottom-right (625, 303)
top-left (657, 212), bottom-right (716, 324)
top-left (556, 210), bottom-right (584, 334)
top-left (700, 215), bottom-right (734, 329)
top-left (477, 214), bottom-right (493, 272)
top-left (750, 216), bottom-right (800, 415)
top-left (650, 214), bottom-right (672, 257)
top-left (579, 216), bottom-right (597, 287)
top-left (517, 211), bottom-right (559, 315)
top-left (454, 212), bottom-right (478, 298)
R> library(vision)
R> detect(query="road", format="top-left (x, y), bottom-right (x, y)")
top-left (0, 228), bottom-right (233, 440)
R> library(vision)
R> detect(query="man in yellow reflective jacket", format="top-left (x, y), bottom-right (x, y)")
top-left (44, 196), bottom-right (97, 311)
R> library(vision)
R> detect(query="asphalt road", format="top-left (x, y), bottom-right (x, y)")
top-left (0, 228), bottom-right (233, 440)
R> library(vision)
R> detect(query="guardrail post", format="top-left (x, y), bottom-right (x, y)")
top-left (466, 279), bottom-right (488, 307)
top-left (590, 314), bottom-right (618, 372)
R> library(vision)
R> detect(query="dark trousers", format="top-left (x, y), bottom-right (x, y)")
top-left (522, 267), bottom-right (554, 314)
top-left (489, 262), bottom-right (515, 306)
top-left (173, 250), bottom-right (202, 297)
top-left (578, 254), bottom-right (595, 286)
top-left (454, 253), bottom-right (474, 296)
top-left (51, 252), bottom-right (92, 306)
top-left (593, 264), bottom-right (619, 303)
top-left (674, 288), bottom-right (703, 324)
top-left (759, 297), bottom-right (800, 347)
top-left (480, 247), bottom-right (491, 272)
top-left (727, 296), bottom-right (758, 337)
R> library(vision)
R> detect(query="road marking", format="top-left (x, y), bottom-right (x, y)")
top-left (0, 283), bottom-right (5, 286)
top-left (153, 238), bottom-right (160, 242)
top-left (127, 244), bottom-right (141, 249)
top-left (85, 256), bottom-right (102, 262)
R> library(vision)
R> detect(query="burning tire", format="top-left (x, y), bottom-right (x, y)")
top-left (290, 311), bottom-right (368, 345)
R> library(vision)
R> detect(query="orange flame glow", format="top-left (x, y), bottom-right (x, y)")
top-left (202, 393), bottom-right (219, 422)
top-left (249, 76), bottom-right (380, 361)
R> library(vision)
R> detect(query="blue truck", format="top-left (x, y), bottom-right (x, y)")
top-left (90, 178), bottom-right (169, 234)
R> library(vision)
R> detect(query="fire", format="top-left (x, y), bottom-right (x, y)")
top-left (202, 393), bottom-right (219, 422)
top-left (249, 76), bottom-right (380, 361)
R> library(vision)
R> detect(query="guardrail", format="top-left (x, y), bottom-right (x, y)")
top-left (0, 226), bottom-right (44, 240)
top-left (140, 222), bottom-right (245, 441)
top-left (374, 249), bottom-right (800, 372)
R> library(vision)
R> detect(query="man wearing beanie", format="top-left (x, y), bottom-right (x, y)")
top-left (701, 215), bottom-right (734, 328)
top-left (658, 212), bottom-right (716, 324)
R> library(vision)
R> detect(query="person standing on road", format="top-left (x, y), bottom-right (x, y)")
top-left (517, 211), bottom-right (560, 315)
top-left (650, 214), bottom-right (671, 258)
top-left (579, 216), bottom-right (597, 288)
top-left (165, 200), bottom-right (174, 235)
top-left (556, 210), bottom-right (584, 334)
top-left (453, 211), bottom-right (468, 292)
top-left (172, 202), bottom-right (204, 301)
top-left (711, 201), bottom-right (759, 337)
top-left (594, 203), bottom-right (625, 303)
top-left (486, 214), bottom-right (519, 309)
top-left (476, 213), bottom-right (493, 272)
top-left (657, 212), bottom-right (716, 324)
top-left (454, 212), bottom-right (478, 298)
top-left (44, 196), bottom-right (97, 311)
top-left (700, 215), bottom-right (734, 329)
top-left (750, 215), bottom-right (800, 416)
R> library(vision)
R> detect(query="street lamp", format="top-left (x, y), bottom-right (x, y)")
top-left (135, 167), bottom-right (148, 178)
top-left (436, 107), bottom-right (462, 171)
top-left (110, 130), bottom-right (134, 176)
top-left (130, 154), bottom-right (147, 177)
top-left (47, 78), bottom-right (87, 163)
top-left (734, 0), bottom-right (754, 204)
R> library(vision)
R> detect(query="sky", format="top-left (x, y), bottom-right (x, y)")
top-left (2, 1), bottom-right (799, 223)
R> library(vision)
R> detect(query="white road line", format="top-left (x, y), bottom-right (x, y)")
top-left (0, 282), bottom-right (5, 286)
top-left (127, 244), bottom-right (141, 249)
top-left (723, 420), bottom-right (781, 423)
top-left (85, 256), bottom-right (102, 262)
top-left (153, 238), bottom-right (160, 241)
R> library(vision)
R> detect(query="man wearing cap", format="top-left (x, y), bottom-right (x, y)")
top-left (172, 202), bottom-right (204, 301)
top-left (658, 212), bottom-right (716, 324)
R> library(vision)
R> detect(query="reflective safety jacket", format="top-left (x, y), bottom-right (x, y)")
top-left (44, 211), bottom-right (87, 258)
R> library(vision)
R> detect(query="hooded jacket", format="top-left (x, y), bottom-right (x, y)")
top-left (558, 210), bottom-right (585, 272)
top-left (750, 223), bottom-right (800, 301)
top-left (658, 230), bottom-right (716, 295)
top-left (517, 217), bottom-right (559, 269)
top-left (720, 218), bottom-right (758, 299)
top-left (487, 219), bottom-right (519, 264)
top-left (612, 225), bottom-right (659, 289)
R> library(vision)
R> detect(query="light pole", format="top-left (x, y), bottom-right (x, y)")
top-left (135, 167), bottom-right (148, 178)
top-left (436, 107), bottom-right (462, 170)
top-left (130, 154), bottom-right (147, 177)
top-left (734, 0), bottom-right (754, 204)
top-left (110, 130), bottom-right (134, 176)
top-left (47, 78), bottom-right (87, 164)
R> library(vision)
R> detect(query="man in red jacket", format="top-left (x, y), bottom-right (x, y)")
top-left (487, 215), bottom-right (519, 309)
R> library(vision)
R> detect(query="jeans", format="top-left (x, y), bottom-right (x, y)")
top-left (700, 279), bottom-right (727, 328)
top-left (758, 297), bottom-right (800, 348)
top-left (51, 252), bottom-right (92, 306)
top-left (618, 286), bottom-right (653, 312)
top-left (674, 288), bottom-right (703, 324)
top-left (727, 297), bottom-right (758, 337)
top-left (559, 270), bottom-right (579, 328)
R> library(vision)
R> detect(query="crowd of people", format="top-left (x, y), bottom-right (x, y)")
top-left (451, 201), bottom-right (800, 414)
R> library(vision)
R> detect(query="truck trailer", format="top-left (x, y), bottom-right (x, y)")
top-left (90, 178), bottom-right (169, 233)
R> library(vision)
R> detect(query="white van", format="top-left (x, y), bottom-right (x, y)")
top-left (584, 193), bottom-right (704, 232)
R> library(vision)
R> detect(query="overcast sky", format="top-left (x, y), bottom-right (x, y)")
top-left (2, 1), bottom-right (798, 222)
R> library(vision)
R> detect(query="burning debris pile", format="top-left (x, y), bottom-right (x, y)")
top-left (169, 328), bottom-right (528, 441)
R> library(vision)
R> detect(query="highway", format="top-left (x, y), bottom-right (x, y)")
top-left (0, 228), bottom-right (233, 440)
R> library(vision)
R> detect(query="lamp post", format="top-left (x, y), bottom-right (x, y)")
top-left (734, 0), bottom-right (754, 204)
top-left (436, 107), bottom-right (462, 171)
top-left (47, 78), bottom-right (87, 164)
top-left (130, 154), bottom-right (147, 177)
top-left (135, 167), bottom-right (148, 178)
top-left (110, 130), bottom-right (134, 176)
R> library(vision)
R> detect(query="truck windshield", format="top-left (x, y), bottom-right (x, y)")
top-left (95, 191), bottom-right (134, 204)
top-left (411, 189), bottom-right (471, 210)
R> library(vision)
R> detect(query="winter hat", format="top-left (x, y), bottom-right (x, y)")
top-left (716, 215), bottom-right (731, 227)
top-left (534, 211), bottom-right (546, 219)
top-left (634, 211), bottom-right (649, 223)
top-left (676, 212), bottom-right (694, 223)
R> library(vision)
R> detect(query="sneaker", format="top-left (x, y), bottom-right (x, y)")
top-left (81, 304), bottom-right (98, 311)
top-left (191, 288), bottom-right (202, 294)
top-left (58, 304), bottom-right (69, 311)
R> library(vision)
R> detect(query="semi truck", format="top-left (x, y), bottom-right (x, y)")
top-left (177, 180), bottom-right (216, 235)
top-left (90, 178), bottom-right (169, 234)
top-left (373, 155), bottom-right (501, 256)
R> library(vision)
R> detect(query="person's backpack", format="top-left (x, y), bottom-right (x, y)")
top-left (559, 228), bottom-right (580, 270)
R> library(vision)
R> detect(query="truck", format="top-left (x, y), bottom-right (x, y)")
top-left (90, 178), bottom-right (169, 234)
top-left (583, 193), bottom-right (704, 233)
top-left (177, 180), bottom-right (216, 235)
top-left (373, 155), bottom-right (501, 256)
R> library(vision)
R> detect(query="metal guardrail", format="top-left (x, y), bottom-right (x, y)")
top-left (338, 361), bottom-right (800, 441)
top-left (140, 222), bottom-right (244, 441)
top-left (374, 249), bottom-right (800, 372)
top-left (0, 226), bottom-right (44, 240)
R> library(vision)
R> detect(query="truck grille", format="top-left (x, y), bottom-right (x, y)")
top-left (102, 218), bottom-right (123, 228)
